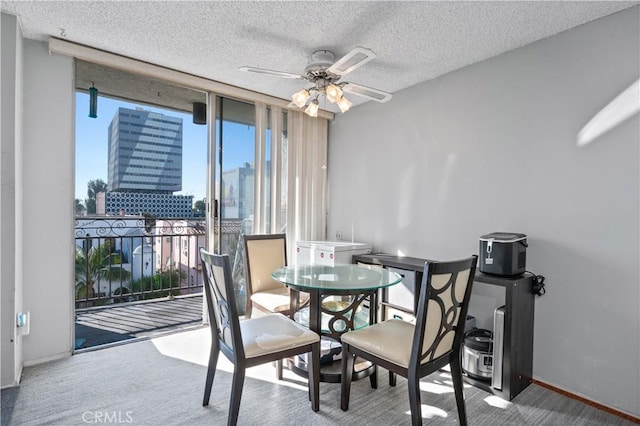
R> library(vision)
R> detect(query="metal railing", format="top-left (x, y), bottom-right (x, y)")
top-left (74, 216), bottom-right (244, 308)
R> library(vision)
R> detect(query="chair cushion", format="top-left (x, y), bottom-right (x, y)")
top-left (241, 313), bottom-right (319, 358)
top-left (341, 319), bottom-right (415, 368)
top-left (251, 288), bottom-right (310, 313)
top-left (250, 287), bottom-right (291, 313)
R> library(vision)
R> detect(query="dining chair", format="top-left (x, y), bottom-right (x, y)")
top-left (244, 233), bottom-right (310, 378)
top-left (243, 233), bottom-right (304, 319)
top-left (200, 248), bottom-right (320, 426)
top-left (340, 255), bottom-right (478, 426)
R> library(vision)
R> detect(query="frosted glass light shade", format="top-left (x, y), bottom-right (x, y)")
top-left (337, 95), bottom-right (352, 113)
top-left (325, 84), bottom-right (343, 103)
top-left (292, 89), bottom-right (310, 108)
top-left (305, 100), bottom-right (319, 117)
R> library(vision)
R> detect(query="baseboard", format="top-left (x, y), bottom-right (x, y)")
top-left (23, 350), bottom-right (72, 368)
top-left (532, 379), bottom-right (640, 424)
top-left (0, 363), bottom-right (22, 390)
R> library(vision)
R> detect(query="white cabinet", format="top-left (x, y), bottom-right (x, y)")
top-left (295, 241), bottom-right (371, 266)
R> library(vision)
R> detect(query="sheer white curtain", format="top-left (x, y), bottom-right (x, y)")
top-left (285, 110), bottom-right (328, 258)
top-left (251, 106), bottom-right (328, 256)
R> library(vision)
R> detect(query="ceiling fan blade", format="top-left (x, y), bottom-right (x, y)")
top-left (239, 66), bottom-right (302, 79)
top-left (342, 82), bottom-right (392, 103)
top-left (327, 47), bottom-right (376, 76)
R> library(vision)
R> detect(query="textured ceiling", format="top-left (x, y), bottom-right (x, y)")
top-left (2, 1), bottom-right (638, 114)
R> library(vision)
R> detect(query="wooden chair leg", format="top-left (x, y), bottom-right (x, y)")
top-left (245, 298), bottom-right (252, 319)
top-left (389, 371), bottom-right (396, 387)
top-left (309, 342), bottom-right (320, 412)
top-left (408, 374), bottom-right (422, 426)
top-left (340, 345), bottom-right (355, 411)
top-left (369, 364), bottom-right (378, 389)
top-left (203, 346), bottom-right (219, 406)
top-left (450, 358), bottom-right (468, 426)
top-left (228, 367), bottom-right (246, 426)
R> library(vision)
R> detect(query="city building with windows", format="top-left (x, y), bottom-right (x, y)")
top-left (101, 107), bottom-right (193, 217)
top-left (96, 191), bottom-right (194, 218)
top-left (221, 163), bottom-right (254, 219)
top-left (108, 107), bottom-right (182, 193)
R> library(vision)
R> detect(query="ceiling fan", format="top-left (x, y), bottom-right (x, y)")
top-left (240, 47), bottom-right (392, 117)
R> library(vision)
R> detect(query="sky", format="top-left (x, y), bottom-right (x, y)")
top-left (75, 93), bottom-right (257, 203)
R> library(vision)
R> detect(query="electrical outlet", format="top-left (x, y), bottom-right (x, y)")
top-left (335, 231), bottom-right (342, 240)
top-left (16, 311), bottom-right (30, 335)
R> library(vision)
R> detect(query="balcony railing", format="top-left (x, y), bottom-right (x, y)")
top-left (74, 216), bottom-right (245, 309)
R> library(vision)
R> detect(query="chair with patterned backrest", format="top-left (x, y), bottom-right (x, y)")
top-left (200, 248), bottom-right (320, 426)
top-left (340, 255), bottom-right (478, 426)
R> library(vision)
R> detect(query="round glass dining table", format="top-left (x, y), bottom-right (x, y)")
top-left (271, 264), bottom-right (402, 383)
top-left (271, 263), bottom-right (402, 294)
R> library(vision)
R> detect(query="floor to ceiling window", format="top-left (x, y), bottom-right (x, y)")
top-left (73, 66), bottom-right (300, 337)
top-left (47, 38), bottom-right (329, 354)
top-left (74, 61), bottom-right (208, 349)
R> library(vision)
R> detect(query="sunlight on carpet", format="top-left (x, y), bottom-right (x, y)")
top-left (404, 405), bottom-right (449, 420)
top-left (420, 381), bottom-right (455, 395)
top-left (484, 395), bottom-right (512, 409)
top-left (423, 370), bottom-right (473, 393)
top-left (150, 326), bottom-right (309, 391)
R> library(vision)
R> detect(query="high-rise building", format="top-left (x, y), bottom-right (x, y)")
top-left (221, 163), bottom-right (255, 219)
top-left (108, 107), bottom-right (182, 193)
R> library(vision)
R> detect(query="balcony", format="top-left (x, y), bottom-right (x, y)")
top-left (75, 295), bottom-right (203, 349)
top-left (74, 216), bottom-right (247, 349)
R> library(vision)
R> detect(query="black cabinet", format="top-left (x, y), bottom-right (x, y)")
top-left (354, 254), bottom-right (426, 322)
top-left (467, 272), bottom-right (534, 400)
top-left (353, 253), bottom-right (535, 401)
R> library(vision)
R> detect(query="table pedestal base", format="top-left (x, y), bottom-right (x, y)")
top-left (287, 355), bottom-right (375, 384)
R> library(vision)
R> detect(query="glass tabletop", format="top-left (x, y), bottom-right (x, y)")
top-left (271, 264), bottom-right (402, 292)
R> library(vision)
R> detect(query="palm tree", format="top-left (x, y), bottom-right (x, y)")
top-left (75, 240), bottom-right (130, 300)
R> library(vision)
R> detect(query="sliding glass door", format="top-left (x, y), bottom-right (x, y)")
top-left (210, 98), bottom-right (289, 313)
top-left (214, 96), bottom-right (255, 266)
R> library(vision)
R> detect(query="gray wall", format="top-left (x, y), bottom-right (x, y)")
top-left (1, 12), bottom-right (23, 388)
top-left (20, 40), bottom-right (75, 365)
top-left (327, 7), bottom-right (639, 417)
top-left (1, 29), bottom-right (74, 375)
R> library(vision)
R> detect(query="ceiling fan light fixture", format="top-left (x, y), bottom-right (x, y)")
top-left (240, 47), bottom-right (393, 118)
top-left (305, 99), bottom-right (319, 117)
top-left (337, 95), bottom-right (352, 113)
top-left (292, 89), bottom-right (310, 108)
top-left (325, 83), bottom-right (343, 103)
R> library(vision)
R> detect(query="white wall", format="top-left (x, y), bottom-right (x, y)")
top-left (20, 40), bottom-right (75, 365)
top-left (327, 7), bottom-right (639, 417)
top-left (1, 12), bottom-right (23, 388)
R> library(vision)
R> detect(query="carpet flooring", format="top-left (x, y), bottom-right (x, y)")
top-left (1, 327), bottom-right (636, 425)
